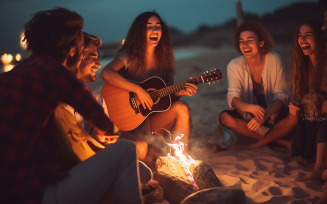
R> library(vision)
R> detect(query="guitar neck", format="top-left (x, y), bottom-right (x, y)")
top-left (158, 77), bottom-right (203, 97)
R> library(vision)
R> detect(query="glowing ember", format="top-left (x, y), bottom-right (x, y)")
top-left (153, 129), bottom-right (199, 189)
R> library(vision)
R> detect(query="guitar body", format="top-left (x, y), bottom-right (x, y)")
top-left (101, 76), bottom-right (171, 131)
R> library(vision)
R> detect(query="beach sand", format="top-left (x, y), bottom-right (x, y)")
top-left (91, 44), bottom-right (324, 203)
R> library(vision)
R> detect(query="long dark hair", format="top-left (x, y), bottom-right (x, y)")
top-left (290, 20), bottom-right (326, 102)
top-left (23, 7), bottom-right (83, 63)
top-left (116, 11), bottom-right (174, 82)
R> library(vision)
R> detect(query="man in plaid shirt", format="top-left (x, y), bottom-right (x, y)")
top-left (0, 8), bottom-right (143, 204)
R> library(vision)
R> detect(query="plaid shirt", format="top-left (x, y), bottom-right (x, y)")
top-left (0, 55), bottom-right (114, 203)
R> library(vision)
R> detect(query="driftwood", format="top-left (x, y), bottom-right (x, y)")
top-left (180, 187), bottom-right (246, 204)
top-left (155, 156), bottom-right (221, 204)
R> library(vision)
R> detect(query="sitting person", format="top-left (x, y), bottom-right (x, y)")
top-left (217, 22), bottom-right (289, 149)
top-left (291, 20), bottom-right (327, 179)
top-left (100, 11), bottom-right (197, 165)
top-left (248, 21), bottom-right (327, 172)
top-left (51, 32), bottom-right (158, 192)
top-left (0, 8), bottom-right (143, 204)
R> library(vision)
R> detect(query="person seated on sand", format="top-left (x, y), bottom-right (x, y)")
top-left (216, 22), bottom-right (289, 150)
top-left (100, 11), bottom-right (197, 166)
top-left (51, 32), bottom-right (159, 194)
top-left (250, 21), bottom-right (327, 182)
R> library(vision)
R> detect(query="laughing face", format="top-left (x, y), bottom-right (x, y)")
top-left (146, 15), bottom-right (162, 48)
top-left (78, 42), bottom-right (101, 82)
top-left (298, 24), bottom-right (316, 56)
top-left (239, 31), bottom-right (264, 59)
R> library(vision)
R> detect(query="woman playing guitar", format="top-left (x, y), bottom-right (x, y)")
top-left (100, 11), bottom-right (198, 164)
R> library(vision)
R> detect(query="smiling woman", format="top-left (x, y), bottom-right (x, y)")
top-left (99, 11), bottom-right (198, 169)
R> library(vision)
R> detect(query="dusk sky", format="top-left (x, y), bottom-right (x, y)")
top-left (0, 0), bottom-right (318, 55)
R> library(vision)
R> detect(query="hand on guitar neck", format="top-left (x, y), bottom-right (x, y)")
top-left (101, 69), bottom-right (222, 131)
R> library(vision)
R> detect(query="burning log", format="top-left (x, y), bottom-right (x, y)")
top-left (155, 156), bottom-right (222, 204)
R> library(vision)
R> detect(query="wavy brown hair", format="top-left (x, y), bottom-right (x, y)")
top-left (116, 11), bottom-right (174, 83)
top-left (23, 7), bottom-right (83, 63)
top-left (290, 20), bottom-right (326, 102)
top-left (233, 22), bottom-right (274, 55)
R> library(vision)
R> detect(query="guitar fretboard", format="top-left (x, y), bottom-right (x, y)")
top-left (158, 77), bottom-right (204, 97)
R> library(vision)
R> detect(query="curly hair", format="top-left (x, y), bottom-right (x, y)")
top-left (233, 22), bottom-right (274, 55)
top-left (23, 7), bottom-right (83, 63)
top-left (116, 11), bottom-right (174, 82)
top-left (83, 32), bottom-right (102, 48)
top-left (290, 20), bottom-right (326, 102)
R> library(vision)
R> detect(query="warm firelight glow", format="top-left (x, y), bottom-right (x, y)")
top-left (153, 129), bottom-right (199, 189)
top-left (1, 53), bottom-right (14, 72)
top-left (15, 53), bottom-right (22, 61)
top-left (20, 32), bottom-right (27, 50)
top-left (1, 53), bottom-right (13, 64)
top-left (167, 134), bottom-right (199, 189)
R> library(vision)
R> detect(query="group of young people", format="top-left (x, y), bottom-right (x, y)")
top-left (0, 4), bottom-right (326, 204)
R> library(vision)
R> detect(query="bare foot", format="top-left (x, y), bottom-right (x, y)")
top-left (296, 165), bottom-right (325, 181)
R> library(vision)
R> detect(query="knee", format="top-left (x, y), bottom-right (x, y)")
top-left (219, 111), bottom-right (235, 128)
top-left (134, 140), bottom-right (148, 161)
top-left (112, 139), bottom-right (137, 158)
top-left (172, 100), bottom-right (190, 118)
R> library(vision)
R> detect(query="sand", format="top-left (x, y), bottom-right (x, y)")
top-left (91, 44), bottom-right (325, 204)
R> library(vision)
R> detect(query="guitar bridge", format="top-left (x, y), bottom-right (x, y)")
top-left (129, 92), bottom-right (140, 114)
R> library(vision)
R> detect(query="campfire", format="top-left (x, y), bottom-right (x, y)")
top-left (149, 130), bottom-right (226, 204)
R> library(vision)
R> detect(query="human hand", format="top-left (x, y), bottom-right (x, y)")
top-left (96, 134), bottom-right (120, 145)
top-left (135, 86), bottom-right (153, 110)
top-left (248, 104), bottom-right (265, 120)
top-left (179, 81), bottom-right (198, 96)
top-left (288, 102), bottom-right (300, 116)
top-left (247, 117), bottom-right (264, 131)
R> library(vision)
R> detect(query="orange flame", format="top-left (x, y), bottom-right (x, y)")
top-left (153, 129), bottom-right (199, 189)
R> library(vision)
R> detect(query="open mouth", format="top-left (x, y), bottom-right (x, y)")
top-left (149, 36), bottom-right (158, 41)
top-left (301, 44), bottom-right (311, 51)
top-left (243, 49), bottom-right (251, 54)
top-left (91, 67), bottom-right (98, 73)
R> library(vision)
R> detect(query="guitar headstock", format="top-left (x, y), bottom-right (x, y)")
top-left (201, 68), bottom-right (222, 84)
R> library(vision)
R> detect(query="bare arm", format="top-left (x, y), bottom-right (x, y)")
top-left (264, 99), bottom-right (284, 120)
top-left (231, 97), bottom-right (265, 120)
top-left (100, 59), bottom-right (140, 92)
top-left (100, 58), bottom-right (153, 110)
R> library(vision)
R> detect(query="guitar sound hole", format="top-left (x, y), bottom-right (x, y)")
top-left (147, 89), bottom-right (160, 104)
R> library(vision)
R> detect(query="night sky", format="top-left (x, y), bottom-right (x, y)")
top-left (0, 0), bottom-right (318, 55)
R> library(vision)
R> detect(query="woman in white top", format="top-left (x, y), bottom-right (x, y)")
top-left (219, 23), bottom-right (289, 148)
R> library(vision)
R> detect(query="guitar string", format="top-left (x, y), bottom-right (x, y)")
top-left (145, 74), bottom-right (221, 99)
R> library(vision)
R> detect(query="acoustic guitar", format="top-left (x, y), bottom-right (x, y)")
top-left (101, 70), bottom-right (222, 131)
